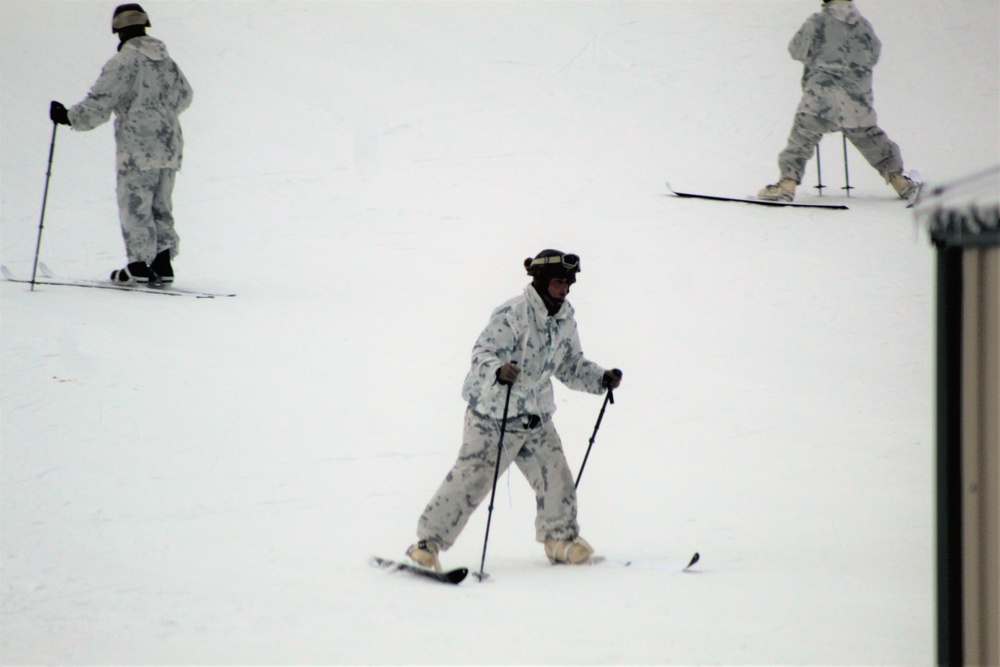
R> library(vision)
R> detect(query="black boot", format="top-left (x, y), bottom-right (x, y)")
top-left (151, 249), bottom-right (174, 284)
top-left (110, 261), bottom-right (155, 284)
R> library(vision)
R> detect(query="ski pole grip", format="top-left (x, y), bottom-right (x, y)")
top-left (607, 368), bottom-right (621, 404)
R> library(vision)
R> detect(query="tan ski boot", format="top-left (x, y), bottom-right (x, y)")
top-left (544, 536), bottom-right (595, 564)
top-left (757, 178), bottom-right (797, 202)
top-left (406, 539), bottom-right (441, 572)
top-left (889, 172), bottom-right (920, 202)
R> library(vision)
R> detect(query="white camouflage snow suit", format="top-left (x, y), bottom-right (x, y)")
top-left (778, 1), bottom-right (904, 183)
top-left (68, 36), bottom-right (193, 264)
top-left (416, 284), bottom-right (609, 551)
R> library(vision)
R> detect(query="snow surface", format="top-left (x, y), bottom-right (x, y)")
top-left (2, 1), bottom-right (998, 664)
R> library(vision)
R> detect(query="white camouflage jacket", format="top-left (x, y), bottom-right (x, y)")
top-left (461, 284), bottom-right (608, 420)
top-left (789, 1), bottom-right (881, 128)
top-left (69, 36), bottom-right (193, 170)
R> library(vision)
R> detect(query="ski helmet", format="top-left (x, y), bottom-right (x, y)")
top-left (112, 3), bottom-right (151, 33)
top-left (524, 249), bottom-right (581, 287)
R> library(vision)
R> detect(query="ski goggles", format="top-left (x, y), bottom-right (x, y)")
top-left (528, 253), bottom-right (581, 272)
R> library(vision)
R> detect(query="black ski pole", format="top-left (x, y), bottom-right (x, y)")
top-left (814, 141), bottom-right (825, 196)
top-left (31, 121), bottom-right (59, 291)
top-left (476, 372), bottom-right (515, 582)
top-left (575, 369), bottom-right (622, 490)
top-left (841, 132), bottom-right (853, 197)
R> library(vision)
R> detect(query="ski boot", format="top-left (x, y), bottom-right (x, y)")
top-left (545, 536), bottom-right (595, 565)
top-left (757, 178), bottom-right (797, 202)
top-left (110, 261), bottom-right (155, 284)
top-left (151, 249), bottom-right (174, 284)
top-left (406, 539), bottom-right (441, 572)
top-left (889, 172), bottom-right (921, 203)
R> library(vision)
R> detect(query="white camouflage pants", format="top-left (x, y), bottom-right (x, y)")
top-left (778, 112), bottom-right (904, 184)
top-left (417, 406), bottom-right (580, 551)
top-left (116, 161), bottom-right (180, 264)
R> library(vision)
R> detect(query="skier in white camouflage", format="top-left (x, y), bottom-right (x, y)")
top-left (406, 250), bottom-right (622, 571)
top-left (757, 0), bottom-right (919, 204)
top-left (50, 3), bottom-right (193, 284)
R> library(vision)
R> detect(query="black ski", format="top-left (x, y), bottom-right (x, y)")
top-left (667, 182), bottom-right (848, 210)
top-left (370, 557), bottom-right (469, 585)
top-left (1, 264), bottom-right (235, 299)
top-left (586, 552), bottom-right (701, 572)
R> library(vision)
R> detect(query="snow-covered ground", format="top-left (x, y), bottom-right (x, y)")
top-left (2, 1), bottom-right (997, 664)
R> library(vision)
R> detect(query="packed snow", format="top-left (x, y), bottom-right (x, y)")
top-left (2, 1), bottom-right (998, 664)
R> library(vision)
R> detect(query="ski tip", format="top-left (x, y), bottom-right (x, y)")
top-left (684, 552), bottom-right (701, 571)
top-left (371, 556), bottom-right (469, 584)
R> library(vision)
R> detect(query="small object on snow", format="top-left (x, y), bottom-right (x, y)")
top-left (370, 556), bottom-right (468, 585)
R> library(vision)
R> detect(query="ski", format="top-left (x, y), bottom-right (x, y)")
top-left (370, 556), bottom-right (469, 585)
top-left (666, 182), bottom-right (849, 210)
top-left (1, 264), bottom-right (235, 299)
top-left (585, 551), bottom-right (701, 572)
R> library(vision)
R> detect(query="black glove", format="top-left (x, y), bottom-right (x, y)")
top-left (496, 362), bottom-right (521, 386)
top-left (50, 101), bottom-right (70, 126)
top-left (602, 368), bottom-right (622, 389)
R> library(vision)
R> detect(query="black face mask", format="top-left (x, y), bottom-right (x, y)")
top-left (116, 25), bottom-right (146, 50)
top-left (531, 276), bottom-right (572, 316)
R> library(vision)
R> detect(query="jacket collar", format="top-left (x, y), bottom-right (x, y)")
top-left (524, 283), bottom-right (571, 321)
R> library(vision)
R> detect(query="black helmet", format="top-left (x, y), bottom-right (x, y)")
top-left (524, 249), bottom-right (581, 285)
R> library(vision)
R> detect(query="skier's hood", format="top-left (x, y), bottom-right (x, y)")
top-left (823, 1), bottom-right (862, 25)
top-left (123, 35), bottom-right (170, 61)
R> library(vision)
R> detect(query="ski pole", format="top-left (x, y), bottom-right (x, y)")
top-left (477, 368), bottom-right (515, 581)
top-left (31, 121), bottom-right (59, 291)
top-left (814, 141), bottom-right (825, 196)
top-left (841, 133), bottom-right (853, 197)
top-left (575, 369), bottom-right (622, 490)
